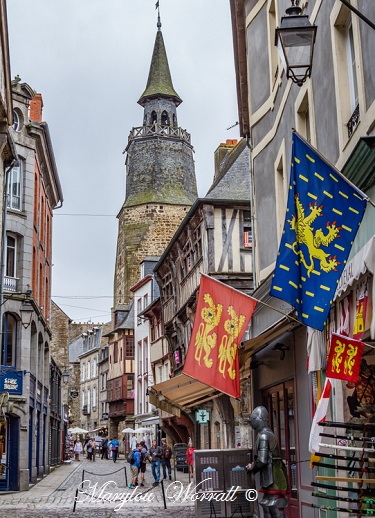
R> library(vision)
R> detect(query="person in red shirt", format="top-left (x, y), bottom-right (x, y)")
top-left (185, 441), bottom-right (195, 476)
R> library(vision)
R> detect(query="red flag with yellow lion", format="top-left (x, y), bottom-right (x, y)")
top-left (183, 274), bottom-right (257, 398)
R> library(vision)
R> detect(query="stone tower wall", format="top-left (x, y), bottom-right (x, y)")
top-left (114, 203), bottom-right (190, 305)
top-left (125, 137), bottom-right (197, 207)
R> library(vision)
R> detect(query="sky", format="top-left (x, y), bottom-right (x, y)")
top-left (7, 0), bottom-right (240, 323)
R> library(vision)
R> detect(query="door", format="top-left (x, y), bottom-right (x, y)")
top-left (262, 380), bottom-right (298, 518)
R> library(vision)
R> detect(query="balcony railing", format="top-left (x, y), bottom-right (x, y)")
top-left (128, 124), bottom-right (191, 145)
top-left (3, 276), bottom-right (18, 292)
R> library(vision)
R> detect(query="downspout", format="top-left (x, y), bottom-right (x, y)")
top-left (0, 159), bottom-right (19, 351)
top-left (246, 135), bottom-right (256, 291)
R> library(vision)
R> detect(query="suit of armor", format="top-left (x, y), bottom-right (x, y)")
top-left (246, 406), bottom-right (288, 518)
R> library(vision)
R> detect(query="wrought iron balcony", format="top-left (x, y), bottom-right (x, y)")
top-left (128, 124), bottom-right (191, 145)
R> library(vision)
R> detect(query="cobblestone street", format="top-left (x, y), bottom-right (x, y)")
top-left (0, 457), bottom-right (196, 518)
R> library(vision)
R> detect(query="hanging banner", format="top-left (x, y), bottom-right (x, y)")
top-left (326, 333), bottom-right (364, 383)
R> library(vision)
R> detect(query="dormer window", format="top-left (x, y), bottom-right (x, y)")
top-left (161, 111), bottom-right (169, 125)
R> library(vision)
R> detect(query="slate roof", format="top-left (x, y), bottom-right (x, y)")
top-left (205, 138), bottom-right (250, 201)
top-left (138, 31), bottom-right (182, 107)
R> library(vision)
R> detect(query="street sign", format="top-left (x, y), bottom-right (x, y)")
top-left (196, 408), bottom-right (210, 424)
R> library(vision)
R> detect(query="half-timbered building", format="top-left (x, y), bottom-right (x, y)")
top-left (151, 138), bottom-right (252, 448)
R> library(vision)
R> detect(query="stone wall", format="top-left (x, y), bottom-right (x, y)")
top-left (114, 203), bottom-right (191, 305)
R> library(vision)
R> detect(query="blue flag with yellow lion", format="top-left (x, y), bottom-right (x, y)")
top-left (270, 133), bottom-right (367, 330)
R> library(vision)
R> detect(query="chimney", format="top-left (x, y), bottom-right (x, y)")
top-left (29, 93), bottom-right (43, 122)
top-left (214, 139), bottom-right (238, 181)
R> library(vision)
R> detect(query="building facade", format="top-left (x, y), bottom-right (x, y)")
top-left (230, 1), bottom-right (375, 516)
top-left (0, 79), bottom-right (63, 491)
top-left (150, 138), bottom-right (253, 448)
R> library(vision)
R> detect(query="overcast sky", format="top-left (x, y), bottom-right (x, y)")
top-left (7, 1), bottom-right (240, 323)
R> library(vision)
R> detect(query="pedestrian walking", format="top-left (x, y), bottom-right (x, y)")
top-left (128, 444), bottom-right (141, 489)
top-left (90, 438), bottom-right (96, 461)
top-left (161, 438), bottom-right (172, 480)
top-left (185, 441), bottom-right (196, 476)
top-left (139, 440), bottom-right (148, 487)
top-left (111, 436), bottom-right (120, 463)
top-left (83, 434), bottom-right (90, 459)
top-left (74, 438), bottom-right (83, 461)
top-left (86, 438), bottom-right (94, 461)
top-left (149, 439), bottom-right (162, 486)
top-left (101, 435), bottom-right (109, 459)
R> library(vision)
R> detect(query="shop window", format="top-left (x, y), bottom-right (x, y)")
top-left (1, 313), bottom-right (17, 367)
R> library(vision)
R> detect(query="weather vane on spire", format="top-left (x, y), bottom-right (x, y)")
top-left (156, 1), bottom-right (161, 31)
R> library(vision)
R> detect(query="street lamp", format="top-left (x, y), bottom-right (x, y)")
top-left (275, 0), bottom-right (317, 86)
top-left (62, 368), bottom-right (70, 386)
top-left (19, 300), bottom-right (33, 329)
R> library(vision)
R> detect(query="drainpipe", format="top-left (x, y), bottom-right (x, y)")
top-left (0, 159), bottom-right (19, 347)
top-left (246, 135), bottom-right (256, 291)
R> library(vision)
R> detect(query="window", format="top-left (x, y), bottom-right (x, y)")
top-left (274, 142), bottom-right (288, 243)
top-left (81, 363), bottom-right (85, 382)
top-left (151, 111), bottom-right (157, 124)
top-left (92, 386), bottom-right (97, 411)
top-left (5, 235), bottom-right (16, 278)
top-left (158, 366), bottom-right (163, 383)
top-left (87, 360), bottom-right (91, 379)
top-left (101, 373), bottom-right (105, 391)
top-left (137, 298), bottom-right (142, 325)
top-left (87, 388), bottom-right (91, 413)
top-left (243, 211), bottom-right (252, 249)
top-left (346, 21), bottom-right (358, 114)
top-left (1, 313), bottom-right (17, 366)
top-left (165, 362), bottom-right (169, 381)
top-left (162, 272), bottom-right (173, 300)
top-left (161, 111), bottom-right (169, 125)
top-left (7, 162), bottom-right (22, 211)
top-left (114, 341), bottom-right (118, 363)
top-left (267, 0), bottom-right (279, 90)
top-left (296, 91), bottom-right (312, 144)
top-left (82, 391), bottom-right (85, 410)
top-left (143, 293), bottom-right (148, 309)
top-left (92, 358), bottom-right (97, 377)
top-left (127, 374), bottom-right (134, 398)
top-left (332, 6), bottom-right (361, 145)
top-left (125, 337), bottom-right (134, 357)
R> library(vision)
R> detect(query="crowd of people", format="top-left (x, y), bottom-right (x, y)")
top-left (72, 432), bottom-right (196, 489)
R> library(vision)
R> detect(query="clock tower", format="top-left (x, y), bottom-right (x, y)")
top-left (114, 19), bottom-right (198, 306)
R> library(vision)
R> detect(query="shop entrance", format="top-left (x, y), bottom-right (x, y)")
top-left (0, 415), bottom-right (19, 490)
top-left (262, 380), bottom-right (298, 518)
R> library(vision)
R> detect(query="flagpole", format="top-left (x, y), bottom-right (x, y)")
top-left (292, 129), bottom-right (375, 208)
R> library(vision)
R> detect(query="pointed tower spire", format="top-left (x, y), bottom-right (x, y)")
top-left (138, 28), bottom-right (182, 107)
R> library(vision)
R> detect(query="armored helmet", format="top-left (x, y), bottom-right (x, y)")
top-left (249, 406), bottom-right (269, 431)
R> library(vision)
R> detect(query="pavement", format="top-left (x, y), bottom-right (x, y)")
top-left (0, 455), bottom-right (196, 518)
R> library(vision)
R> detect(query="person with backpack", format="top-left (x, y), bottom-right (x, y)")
top-left (149, 439), bottom-right (162, 486)
top-left (111, 436), bottom-right (120, 463)
top-left (128, 443), bottom-right (141, 489)
top-left (139, 440), bottom-right (148, 487)
top-left (161, 438), bottom-right (172, 481)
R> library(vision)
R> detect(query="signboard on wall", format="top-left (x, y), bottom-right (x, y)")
top-left (0, 370), bottom-right (23, 395)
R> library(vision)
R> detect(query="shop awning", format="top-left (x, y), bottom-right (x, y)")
top-left (239, 316), bottom-right (297, 366)
top-left (149, 374), bottom-right (222, 416)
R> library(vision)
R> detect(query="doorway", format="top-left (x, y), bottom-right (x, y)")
top-left (262, 380), bottom-right (298, 517)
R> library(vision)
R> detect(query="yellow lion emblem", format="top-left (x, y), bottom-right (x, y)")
top-left (194, 293), bottom-right (223, 368)
top-left (288, 195), bottom-right (341, 277)
top-left (218, 306), bottom-right (246, 380)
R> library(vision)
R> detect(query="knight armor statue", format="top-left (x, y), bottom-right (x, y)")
top-left (246, 406), bottom-right (288, 518)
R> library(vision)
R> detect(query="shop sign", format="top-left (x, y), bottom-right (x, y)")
top-left (196, 408), bottom-right (210, 424)
top-left (0, 370), bottom-right (23, 395)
